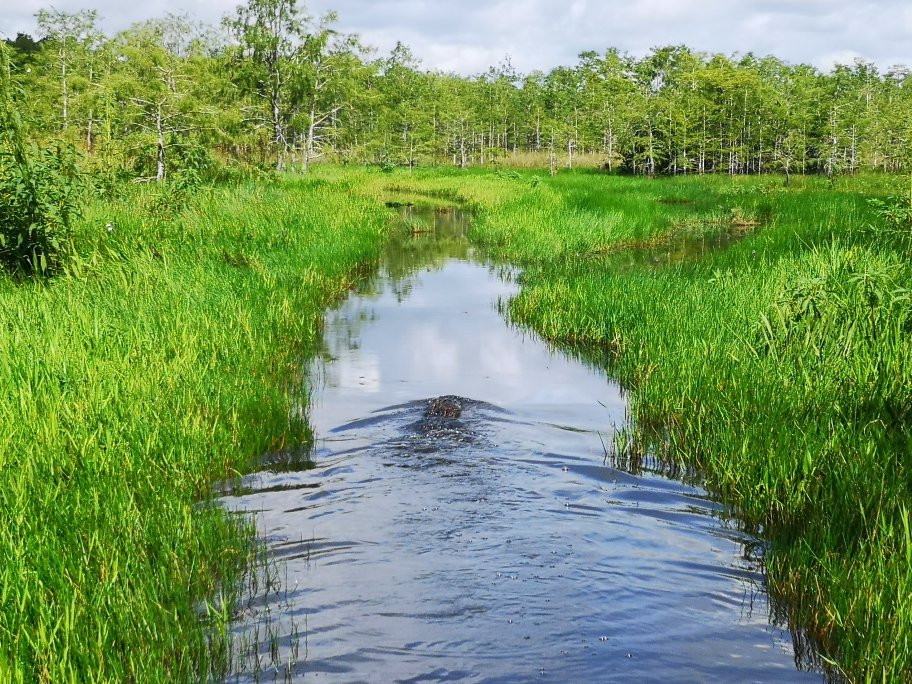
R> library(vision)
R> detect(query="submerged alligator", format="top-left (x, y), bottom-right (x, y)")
top-left (405, 395), bottom-right (484, 445)
top-left (326, 395), bottom-right (508, 464)
top-left (251, 396), bottom-right (502, 475)
top-left (426, 395), bottom-right (463, 419)
top-left (390, 395), bottom-right (508, 464)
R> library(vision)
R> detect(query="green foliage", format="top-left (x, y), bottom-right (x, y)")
top-left (0, 44), bottom-right (84, 275)
top-left (212, 159), bottom-right (277, 185)
top-left (2, 0), bottom-right (912, 676)
top-left (5, 5), bottom-right (912, 178)
top-left (762, 244), bottom-right (909, 357)
top-left (0, 175), bottom-right (389, 680)
top-left (867, 177), bottom-right (912, 243)
top-left (0, 141), bottom-right (84, 275)
top-left (170, 139), bottom-right (215, 182)
top-left (390, 169), bottom-right (912, 680)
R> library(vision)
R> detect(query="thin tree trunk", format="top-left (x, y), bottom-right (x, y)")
top-left (850, 125), bottom-right (857, 174)
top-left (549, 132), bottom-right (556, 176)
top-left (607, 121), bottom-right (614, 171)
top-left (61, 47), bottom-right (68, 132)
top-left (272, 89), bottom-right (285, 171)
top-left (304, 103), bottom-right (316, 173)
top-left (85, 63), bottom-right (93, 151)
top-left (156, 105), bottom-right (165, 182)
top-left (647, 122), bottom-right (655, 177)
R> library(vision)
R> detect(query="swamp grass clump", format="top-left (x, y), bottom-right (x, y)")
top-left (0, 176), bottom-right (388, 680)
top-left (4, 163), bottom-right (910, 680)
top-left (0, 45), bottom-right (85, 277)
top-left (388, 168), bottom-right (912, 679)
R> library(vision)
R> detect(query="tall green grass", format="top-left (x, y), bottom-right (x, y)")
top-left (5, 163), bottom-right (908, 679)
top-left (0, 175), bottom-right (388, 680)
top-left (390, 168), bottom-right (912, 679)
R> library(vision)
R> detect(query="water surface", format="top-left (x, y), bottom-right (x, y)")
top-left (219, 204), bottom-right (823, 682)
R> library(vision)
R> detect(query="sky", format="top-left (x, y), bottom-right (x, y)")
top-left (2, 0), bottom-right (910, 75)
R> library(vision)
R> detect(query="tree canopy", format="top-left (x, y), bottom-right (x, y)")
top-left (5, 1), bottom-right (912, 177)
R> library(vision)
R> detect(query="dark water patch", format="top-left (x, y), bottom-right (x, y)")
top-left (218, 204), bottom-right (824, 682)
top-left (589, 224), bottom-right (759, 270)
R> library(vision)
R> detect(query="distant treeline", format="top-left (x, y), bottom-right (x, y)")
top-left (4, 0), bottom-right (912, 179)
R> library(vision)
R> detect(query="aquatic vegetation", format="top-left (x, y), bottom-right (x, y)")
top-left (2, 164), bottom-right (909, 680)
top-left (221, 230), bottom-right (805, 678)
top-left (0, 176), bottom-right (388, 680)
top-left (390, 168), bottom-right (912, 680)
top-left (0, 47), bottom-right (85, 276)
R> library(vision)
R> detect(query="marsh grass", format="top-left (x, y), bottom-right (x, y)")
top-left (389, 167), bottom-right (912, 679)
top-left (0, 175), bottom-right (388, 680)
top-left (5, 163), bottom-right (909, 680)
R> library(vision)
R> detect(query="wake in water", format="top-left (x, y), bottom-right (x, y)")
top-left (217, 205), bottom-right (823, 682)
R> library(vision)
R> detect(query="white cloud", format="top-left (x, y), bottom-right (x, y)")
top-left (569, 0), bottom-right (587, 22)
top-left (1, 0), bottom-right (908, 74)
top-left (627, 0), bottom-right (702, 23)
top-left (815, 49), bottom-right (866, 72)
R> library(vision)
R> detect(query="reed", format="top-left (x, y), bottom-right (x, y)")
top-left (389, 167), bottom-right (912, 679)
top-left (0, 175), bottom-right (388, 680)
top-left (4, 163), bottom-right (909, 680)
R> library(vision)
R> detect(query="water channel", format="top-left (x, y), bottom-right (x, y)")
top-left (218, 203), bottom-right (824, 682)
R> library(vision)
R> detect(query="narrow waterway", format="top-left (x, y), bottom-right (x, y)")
top-left (219, 204), bottom-right (823, 682)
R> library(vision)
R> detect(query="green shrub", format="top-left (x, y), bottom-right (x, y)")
top-left (0, 141), bottom-right (84, 275)
top-left (0, 43), bottom-right (84, 275)
top-left (868, 193), bottom-right (912, 243)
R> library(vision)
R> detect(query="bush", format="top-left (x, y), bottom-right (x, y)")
top-left (0, 142), bottom-right (84, 275)
top-left (868, 192), bottom-right (912, 244)
top-left (0, 43), bottom-right (84, 276)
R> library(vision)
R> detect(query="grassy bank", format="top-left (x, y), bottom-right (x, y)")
top-left (4, 164), bottom-right (909, 679)
top-left (0, 175), bottom-right (389, 680)
top-left (383, 168), bottom-right (912, 679)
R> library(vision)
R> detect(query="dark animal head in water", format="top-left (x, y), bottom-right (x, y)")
top-left (426, 396), bottom-right (463, 419)
top-left (325, 396), bottom-right (507, 465)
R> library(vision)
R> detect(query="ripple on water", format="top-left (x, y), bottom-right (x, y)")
top-left (219, 205), bottom-right (825, 682)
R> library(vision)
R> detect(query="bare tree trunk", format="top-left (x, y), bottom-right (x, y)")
top-left (647, 123), bottom-right (655, 177)
top-left (272, 90), bottom-right (286, 171)
top-left (85, 63), bottom-right (93, 151)
top-left (756, 118), bottom-right (763, 174)
top-left (606, 121), bottom-right (614, 171)
top-left (156, 105), bottom-right (165, 182)
top-left (304, 104), bottom-right (317, 173)
top-left (741, 88), bottom-right (749, 174)
top-left (699, 106), bottom-right (706, 174)
top-left (549, 132), bottom-right (556, 177)
top-left (61, 48), bottom-right (68, 132)
top-left (850, 125), bottom-right (857, 174)
top-left (826, 107), bottom-right (839, 183)
top-left (801, 124), bottom-right (807, 173)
